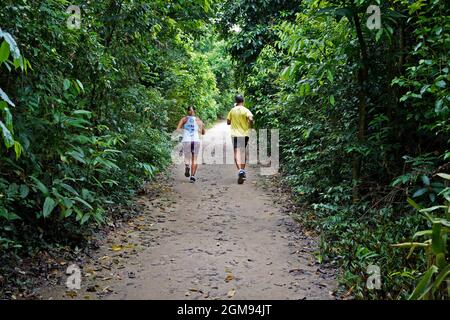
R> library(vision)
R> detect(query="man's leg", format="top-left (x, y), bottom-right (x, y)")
top-left (233, 137), bottom-right (245, 170)
top-left (242, 137), bottom-right (249, 170)
top-left (236, 137), bottom-right (247, 184)
top-left (237, 137), bottom-right (248, 169)
top-left (238, 146), bottom-right (246, 170)
top-left (232, 137), bottom-right (240, 170)
top-left (240, 145), bottom-right (247, 170)
top-left (234, 148), bottom-right (244, 170)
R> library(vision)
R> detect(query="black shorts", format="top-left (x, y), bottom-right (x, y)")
top-left (183, 141), bottom-right (200, 156)
top-left (232, 136), bottom-right (249, 149)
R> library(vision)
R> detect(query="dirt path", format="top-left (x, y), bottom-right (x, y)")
top-left (39, 121), bottom-right (336, 300)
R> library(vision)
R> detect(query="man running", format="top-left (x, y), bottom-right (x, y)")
top-left (177, 106), bottom-right (205, 183)
top-left (227, 95), bottom-right (254, 184)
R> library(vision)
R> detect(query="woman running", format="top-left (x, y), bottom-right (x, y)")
top-left (176, 106), bottom-right (205, 183)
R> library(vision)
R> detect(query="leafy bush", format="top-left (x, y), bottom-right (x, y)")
top-left (394, 173), bottom-right (450, 300)
top-left (220, 0), bottom-right (449, 299)
top-left (0, 1), bottom-right (233, 260)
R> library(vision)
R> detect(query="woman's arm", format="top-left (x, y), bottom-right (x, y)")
top-left (176, 117), bottom-right (187, 131)
top-left (197, 118), bottom-right (206, 135)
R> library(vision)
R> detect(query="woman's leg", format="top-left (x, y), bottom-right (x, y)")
top-left (191, 154), bottom-right (198, 176)
top-left (191, 142), bottom-right (200, 176)
top-left (183, 143), bottom-right (191, 165)
top-left (183, 142), bottom-right (192, 177)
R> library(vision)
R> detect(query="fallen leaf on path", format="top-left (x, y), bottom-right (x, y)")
top-left (50, 269), bottom-right (59, 276)
top-left (225, 274), bottom-right (234, 283)
top-left (227, 289), bottom-right (235, 298)
top-left (342, 286), bottom-right (354, 299)
top-left (66, 290), bottom-right (78, 298)
top-left (86, 286), bottom-right (97, 292)
top-left (102, 264), bottom-right (112, 271)
top-left (111, 245), bottom-right (122, 252)
top-left (102, 286), bottom-right (113, 293)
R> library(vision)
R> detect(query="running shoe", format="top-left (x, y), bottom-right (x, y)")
top-left (238, 170), bottom-right (245, 184)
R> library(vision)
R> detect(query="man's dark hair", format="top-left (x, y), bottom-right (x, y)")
top-left (235, 95), bottom-right (244, 104)
top-left (187, 106), bottom-right (195, 112)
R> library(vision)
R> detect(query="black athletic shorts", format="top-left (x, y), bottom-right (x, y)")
top-left (183, 141), bottom-right (200, 156)
top-left (232, 136), bottom-right (249, 149)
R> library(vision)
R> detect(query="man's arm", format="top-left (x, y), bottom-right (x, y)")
top-left (247, 112), bottom-right (254, 127)
top-left (226, 111), bottom-right (231, 125)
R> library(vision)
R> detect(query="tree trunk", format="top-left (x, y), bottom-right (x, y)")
top-left (352, 11), bottom-right (369, 203)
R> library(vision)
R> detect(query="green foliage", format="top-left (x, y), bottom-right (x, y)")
top-left (0, 29), bottom-right (25, 159)
top-left (197, 36), bottom-right (236, 118)
top-left (394, 173), bottom-right (450, 300)
top-left (0, 0), bottom-right (447, 301)
top-left (220, 0), bottom-right (449, 299)
top-left (0, 0), bottom-right (234, 258)
top-left (218, 0), bottom-right (302, 86)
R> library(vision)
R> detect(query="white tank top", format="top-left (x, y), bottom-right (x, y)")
top-left (182, 116), bottom-right (200, 142)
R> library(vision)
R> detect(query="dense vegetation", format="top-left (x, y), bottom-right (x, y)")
top-left (218, 0), bottom-right (449, 299)
top-left (0, 0), bottom-right (234, 284)
top-left (1, 0), bottom-right (449, 300)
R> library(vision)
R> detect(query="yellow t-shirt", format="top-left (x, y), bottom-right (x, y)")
top-left (227, 105), bottom-right (253, 137)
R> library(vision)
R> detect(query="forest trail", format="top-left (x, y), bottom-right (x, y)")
top-left (40, 121), bottom-right (336, 300)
